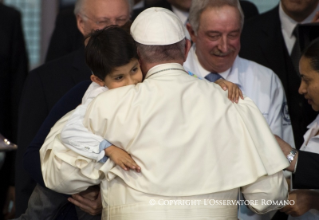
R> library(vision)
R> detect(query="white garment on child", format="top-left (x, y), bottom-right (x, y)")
top-left (60, 82), bottom-right (108, 162)
top-left (289, 114), bottom-right (319, 220)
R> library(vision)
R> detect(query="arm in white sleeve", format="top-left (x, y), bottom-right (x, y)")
top-left (267, 74), bottom-right (295, 178)
top-left (241, 171), bottom-right (288, 214)
top-left (268, 74), bottom-right (295, 148)
top-left (60, 82), bottom-right (111, 162)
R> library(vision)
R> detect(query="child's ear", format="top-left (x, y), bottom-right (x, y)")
top-left (90, 75), bottom-right (105, 87)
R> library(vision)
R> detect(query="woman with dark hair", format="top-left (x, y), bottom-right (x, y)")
top-left (276, 38), bottom-right (319, 218)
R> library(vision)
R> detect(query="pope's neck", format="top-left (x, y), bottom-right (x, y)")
top-left (143, 60), bottom-right (184, 75)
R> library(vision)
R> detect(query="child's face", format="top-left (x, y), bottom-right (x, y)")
top-left (93, 59), bottom-right (143, 89)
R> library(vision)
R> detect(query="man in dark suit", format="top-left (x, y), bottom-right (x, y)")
top-left (45, 5), bottom-right (83, 62)
top-left (240, 0), bottom-right (319, 149)
top-left (46, 0), bottom-right (259, 62)
top-left (15, 0), bottom-right (132, 217)
top-left (0, 3), bottom-right (28, 220)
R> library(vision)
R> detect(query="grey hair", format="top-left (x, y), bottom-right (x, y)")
top-left (74, 0), bottom-right (133, 15)
top-left (136, 39), bottom-right (186, 63)
top-left (189, 0), bottom-right (244, 33)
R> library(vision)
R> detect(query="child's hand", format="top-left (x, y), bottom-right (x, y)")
top-left (214, 78), bottom-right (244, 103)
top-left (104, 146), bottom-right (141, 172)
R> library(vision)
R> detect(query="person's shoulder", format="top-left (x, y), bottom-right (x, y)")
top-left (0, 3), bottom-right (20, 19)
top-left (244, 6), bottom-right (278, 27)
top-left (238, 57), bottom-right (279, 80)
top-left (30, 49), bottom-right (81, 77)
top-left (0, 4), bottom-right (22, 33)
top-left (94, 84), bottom-right (138, 101)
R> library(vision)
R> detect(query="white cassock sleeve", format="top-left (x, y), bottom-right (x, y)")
top-left (241, 171), bottom-right (288, 214)
top-left (40, 110), bottom-right (115, 195)
top-left (60, 82), bottom-right (109, 162)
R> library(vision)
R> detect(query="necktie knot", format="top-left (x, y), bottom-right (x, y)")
top-left (205, 73), bottom-right (223, 82)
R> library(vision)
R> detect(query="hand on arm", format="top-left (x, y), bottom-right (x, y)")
top-left (274, 135), bottom-right (298, 172)
top-left (280, 190), bottom-right (319, 217)
top-left (105, 146), bottom-right (141, 172)
top-left (214, 79), bottom-right (244, 103)
top-left (68, 185), bottom-right (102, 216)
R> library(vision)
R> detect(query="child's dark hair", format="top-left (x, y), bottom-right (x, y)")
top-left (303, 38), bottom-right (319, 73)
top-left (85, 24), bottom-right (138, 80)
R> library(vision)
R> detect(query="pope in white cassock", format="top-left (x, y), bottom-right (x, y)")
top-left (40, 7), bottom-right (289, 220)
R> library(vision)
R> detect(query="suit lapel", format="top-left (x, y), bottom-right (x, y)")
top-left (258, 6), bottom-right (290, 91)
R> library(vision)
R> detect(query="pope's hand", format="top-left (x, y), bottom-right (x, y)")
top-left (68, 185), bottom-right (102, 216)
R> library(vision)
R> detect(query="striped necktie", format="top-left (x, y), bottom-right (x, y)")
top-left (205, 73), bottom-right (223, 82)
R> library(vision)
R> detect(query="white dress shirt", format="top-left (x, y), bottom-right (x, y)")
top-left (279, 2), bottom-right (319, 55)
top-left (171, 5), bottom-right (190, 39)
top-left (171, 5), bottom-right (189, 24)
top-left (184, 46), bottom-right (295, 148)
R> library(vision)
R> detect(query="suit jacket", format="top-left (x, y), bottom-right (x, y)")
top-left (132, 0), bottom-right (259, 21)
top-left (15, 47), bottom-right (91, 217)
top-left (240, 6), bottom-right (317, 148)
top-left (0, 3), bottom-right (28, 220)
top-left (293, 151), bottom-right (319, 189)
top-left (45, 6), bottom-right (83, 62)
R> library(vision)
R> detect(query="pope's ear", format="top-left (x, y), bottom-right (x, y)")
top-left (90, 75), bottom-right (105, 87)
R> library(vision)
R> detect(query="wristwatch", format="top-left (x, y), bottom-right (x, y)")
top-left (287, 149), bottom-right (297, 163)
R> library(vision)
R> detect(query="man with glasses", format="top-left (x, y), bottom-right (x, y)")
top-left (16, 0), bottom-right (132, 218)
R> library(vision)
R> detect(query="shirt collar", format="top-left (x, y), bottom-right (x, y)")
top-left (307, 114), bottom-right (319, 129)
top-left (145, 63), bottom-right (186, 79)
top-left (279, 2), bottom-right (319, 37)
top-left (187, 44), bottom-right (234, 80)
top-left (171, 5), bottom-right (189, 24)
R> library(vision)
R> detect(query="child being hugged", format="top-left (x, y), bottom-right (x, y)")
top-left (60, 24), bottom-right (243, 173)
top-left (61, 25), bottom-right (142, 172)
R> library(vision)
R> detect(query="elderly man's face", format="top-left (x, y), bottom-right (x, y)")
top-left (167, 0), bottom-right (192, 12)
top-left (188, 6), bottom-right (241, 73)
top-left (77, 0), bottom-right (130, 37)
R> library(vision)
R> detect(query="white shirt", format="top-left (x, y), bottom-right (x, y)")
top-left (171, 5), bottom-right (189, 24)
top-left (171, 5), bottom-right (190, 40)
top-left (300, 114), bottom-right (319, 154)
top-left (279, 2), bottom-right (319, 55)
top-left (184, 46), bottom-right (295, 148)
top-left (60, 82), bottom-right (108, 162)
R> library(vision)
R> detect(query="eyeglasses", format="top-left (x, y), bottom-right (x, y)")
top-left (80, 13), bottom-right (130, 27)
